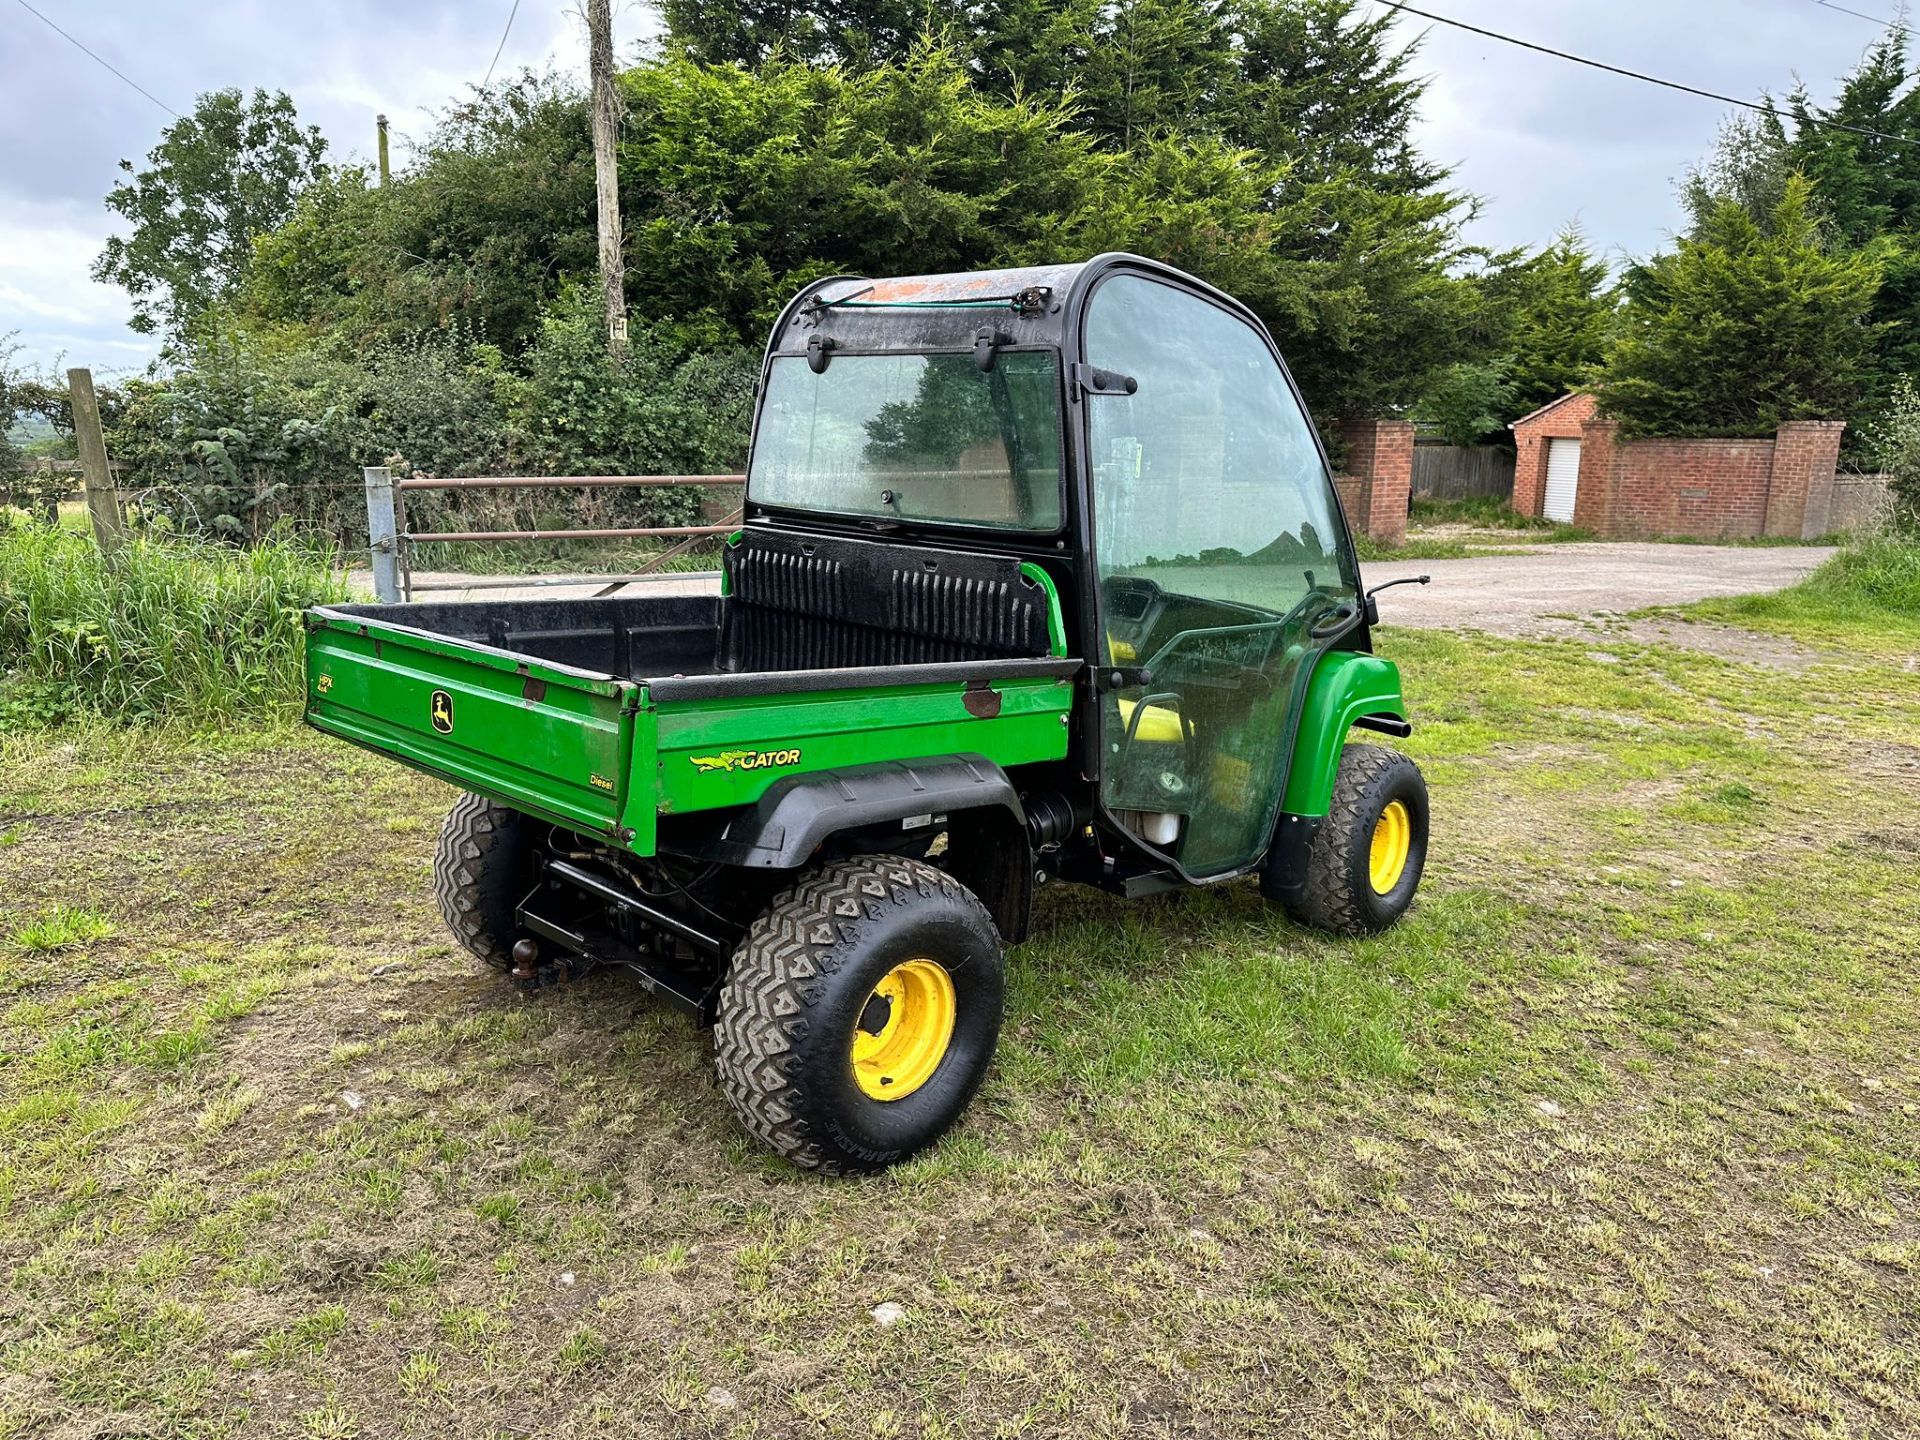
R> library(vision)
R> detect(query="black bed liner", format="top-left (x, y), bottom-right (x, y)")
top-left (327, 594), bottom-right (722, 679)
top-left (328, 528), bottom-right (1076, 699)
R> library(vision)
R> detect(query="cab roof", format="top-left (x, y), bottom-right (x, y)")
top-left (767, 254), bottom-right (1256, 359)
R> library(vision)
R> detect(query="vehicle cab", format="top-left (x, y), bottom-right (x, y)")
top-left (746, 253), bottom-right (1389, 891)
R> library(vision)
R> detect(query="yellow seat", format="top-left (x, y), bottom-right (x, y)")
top-left (1117, 696), bottom-right (1184, 743)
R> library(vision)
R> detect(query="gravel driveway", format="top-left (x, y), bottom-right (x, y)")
top-left (1361, 542), bottom-right (1834, 636)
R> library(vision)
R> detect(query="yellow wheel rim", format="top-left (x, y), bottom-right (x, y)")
top-left (850, 959), bottom-right (956, 1101)
top-left (1369, 800), bottom-right (1412, 895)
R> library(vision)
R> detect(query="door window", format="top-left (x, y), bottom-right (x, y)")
top-left (1085, 275), bottom-right (1355, 876)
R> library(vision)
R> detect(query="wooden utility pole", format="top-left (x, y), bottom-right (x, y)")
top-left (66, 368), bottom-right (122, 554)
top-left (586, 0), bottom-right (629, 365)
top-left (376, 113), bottom-right (390, 185)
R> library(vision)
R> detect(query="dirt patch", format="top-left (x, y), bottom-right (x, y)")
top-left (1840, 736), bottom-right (1920, 787)
top-left (1443, 610), bottom-right (1830, 669)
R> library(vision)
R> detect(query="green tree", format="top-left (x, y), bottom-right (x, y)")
top-left (1479, 228), bottom-right (1614, 422)
top-left (1683, 114), bottom-right (1792, 239)
top-left (1866, 375), bottom-right (1920, 531)
top-left (0, 339), bottom-right (86, 516)
top-left (648, 0), bottom-right (1485, 417)
top-left (229, 13), bottom-right (1483, 433)
top-left (506, 287), bottom-right (756, 521)
top-left (1594, 177), bottom-right (1885, 437)
top-left (1682, 40), bottom-right (1920, 427)
top-left (1214, 1), bottom-right (1489, 416)
top-left (984, 0), bottom-right (1237, 149)
top-left (613, 47), bottom-right (1103, 346)
top-left (0, 339), bottom-right (24, 500)
top-left (94, 88), bottom-right (328, 338)
top-left (242, 76), bottom-right (596, 351)
top-left (1778, 40), bottom-right (1920, 415)
top-left (1418, 359), bottom-right (1513, 447)
top-left (1772, 38), bottom-right (1920, 249)
top-left (661, 0), bottom-right (935, 66)
top-left (1218, 0), bottom-right (1441, 193)
top-left (985, 1), bottom-right (1482, 415)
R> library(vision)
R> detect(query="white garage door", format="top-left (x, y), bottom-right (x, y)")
top-left (1543, 437), bottom-right (1581, 523)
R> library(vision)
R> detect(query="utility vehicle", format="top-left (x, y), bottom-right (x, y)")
top-left (304, 255), bottom-right (1429, 1173)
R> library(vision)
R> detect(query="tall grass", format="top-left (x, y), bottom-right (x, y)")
top-left (0, 515), bottom-right (346, 727)
top-left (1804, 532), bottom-right (1920, 609)
top-left (1409, 494), bottom-right (1556, 531)
top-left (1710, 531), bottom-right (1920, 632)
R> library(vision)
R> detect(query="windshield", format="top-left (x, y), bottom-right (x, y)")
top-left (748, 351), bottom-right (1064, 530)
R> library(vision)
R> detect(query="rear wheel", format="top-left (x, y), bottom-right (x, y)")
top-left (432, 793), bottom-right (533, 973)
top-left (1286, 744), bottom-right (1428, 936)
top-left (714, 855), bottom-right (1005, 1174)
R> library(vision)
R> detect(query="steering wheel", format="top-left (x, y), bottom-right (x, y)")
top-left (1176, 650), bottom-right (1275, 697)
top-left (1308, 601), bottom-right (1360, 641)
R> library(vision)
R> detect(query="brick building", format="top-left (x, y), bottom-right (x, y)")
top-left (1510, 393), bottom-right (1847, 541)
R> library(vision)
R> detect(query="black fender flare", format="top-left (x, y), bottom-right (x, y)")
top-left (668, 755), bottom-right (1025, 869)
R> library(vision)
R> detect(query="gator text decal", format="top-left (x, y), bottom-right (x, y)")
top-left (689, 748), bottom-right (803, 774)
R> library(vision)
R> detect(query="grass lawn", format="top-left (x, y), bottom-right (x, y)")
top-left (2, 586), bottom-right (1919, 1436)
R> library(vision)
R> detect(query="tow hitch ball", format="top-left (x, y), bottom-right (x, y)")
top-left (508, 936), bottom-right (589, 992)
top-left (511, 938), bottom-right (540, 982)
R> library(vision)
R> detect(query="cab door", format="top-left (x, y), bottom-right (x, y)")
top-left (1083, 273), bottom-right (1358, 878)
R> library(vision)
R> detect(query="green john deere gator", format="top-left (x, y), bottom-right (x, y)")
top-left (305, 254), bottom-right (1431, 1173)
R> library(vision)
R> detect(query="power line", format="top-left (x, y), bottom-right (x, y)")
top-left (1372, 0), bottom-right (1920, 148)
top-left (1809, 0), bottom-right (1908, 34)
top-left (10, 0), bottom-right (177, 118)
top-left (482, 0), bottom-right (522, 87)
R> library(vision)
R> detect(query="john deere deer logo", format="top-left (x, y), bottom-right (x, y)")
top-left (429, 690), bottom-right (455, 734)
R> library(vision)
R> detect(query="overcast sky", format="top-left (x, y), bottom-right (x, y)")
top-left (0, 0), bottom-right (1910, 375)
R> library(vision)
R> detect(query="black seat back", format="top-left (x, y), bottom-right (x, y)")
top-left (720, 530), bottom-right (1053, 673)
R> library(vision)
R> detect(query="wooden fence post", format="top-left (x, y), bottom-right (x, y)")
top-left (67, 368), bottom-right (122, 553)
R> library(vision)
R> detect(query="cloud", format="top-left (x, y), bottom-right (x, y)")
top-left (0, 197), bottom-right (159, 376)
top-left (0, 0), bottom-right (664, 369)
top-left (1389, 0), bottom-right (1904, 260)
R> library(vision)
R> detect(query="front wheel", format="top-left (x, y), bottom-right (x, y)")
top-left (714, 855), bottom-right (1005, 1175)
top-left (1284, 744), bottom-right (1429, 936)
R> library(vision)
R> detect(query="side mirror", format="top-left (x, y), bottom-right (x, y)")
top-left (1362, 574), bottom-right (1431, 628)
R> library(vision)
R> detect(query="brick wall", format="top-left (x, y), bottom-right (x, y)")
top-left (1513, 393), bottom-right (1853, 540)
top-left (1332, 475), bottom-right (1365, 522)
top-left (1586, 432), bottom-right (1775, 540)
top-left (1334, 418), bottom-right (1414, 547)
top-left (1572, 417), bottom-right (1620, 534)
top-left (1764, 421), bottom-right (1847, 538)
